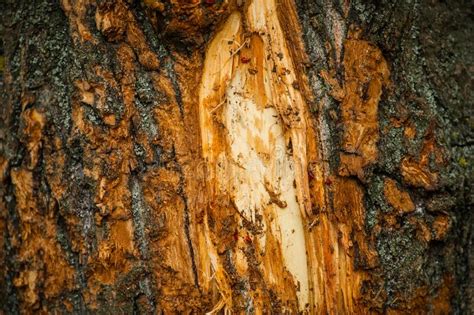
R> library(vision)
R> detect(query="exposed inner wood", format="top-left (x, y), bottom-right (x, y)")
top-left (199, 1), bottom-right (313, 310)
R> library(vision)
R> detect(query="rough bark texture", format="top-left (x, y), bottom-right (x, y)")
top-left (0, 0), bottom-right (472, 313)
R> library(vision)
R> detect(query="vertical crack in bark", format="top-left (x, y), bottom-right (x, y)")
top-left (179, 171), bottom-right (200, 289)
top-left (167, 59), bottom-right (185, 117)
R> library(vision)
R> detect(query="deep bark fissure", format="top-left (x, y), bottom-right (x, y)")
top-left (179, 172), bottom-right (200, 289)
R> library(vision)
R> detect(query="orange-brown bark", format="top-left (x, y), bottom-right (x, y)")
top-left (0, 0), bottom-right (468, 313)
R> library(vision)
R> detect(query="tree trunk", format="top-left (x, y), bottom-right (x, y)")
top-left (0, 0), bottom-right (472, 313)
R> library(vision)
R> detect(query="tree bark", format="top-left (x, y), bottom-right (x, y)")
top-left (0, 0), bottom-right (472, 313)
